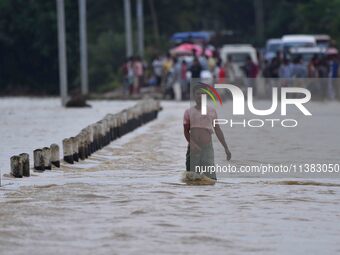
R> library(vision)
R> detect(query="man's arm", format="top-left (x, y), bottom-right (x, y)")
top-left (183, 124), bottom-right (190, 143)
top-left (214, 124), bottom-right (231, 160)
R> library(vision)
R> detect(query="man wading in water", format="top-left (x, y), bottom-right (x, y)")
top-left (183, 85), bottom-right (232, 180)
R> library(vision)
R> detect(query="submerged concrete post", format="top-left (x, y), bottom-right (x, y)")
top-left (99, 121), bottom-right (106, 148)
top-left (134, 105), bottom-right (142, 128)
top-left (106, 118), bottom-right (111, 143)
top-left (19, 153), bottom-right (30, 177)
top-left (42, 147), bottom-right (52, 170)
top-left (78, 132), bottom-right (86, 160)
top-left (70, 136), bottom-right (79, 162)
top-left (105, 115), bottom-right (112, 141)
top-left (50, 144), bottom-right (60, 168)
top-left (93, 124), bottom-right (100, 151)
top-left (105, 114), bottom-right (114, 142)
top-left (10, 155), bottom-right (23, 178)
top-left (63, 138), bottom-right (74, 164)
top-left (126, 109), bottom-right (132, 133)
top-left (140, 101), bottom-right (147, 124)
top-left (113, 115), bottom-right (120, 139)
top-left (104, 118), bottom-right (110, 145)
top-left (104, 117), bottom-right (111, 144)
top-left (88, 125), bottom-right (95, 154)
top-left (81, 129), bottom-right (90, 158)
top-left (101, 119), bottom-right (107, 146)
top-left (34, 149), bottom-right (45, 171)
top-left (95, 122), bottom-right (102, 150)
top-left (119, 111), bottom-right (128, 136)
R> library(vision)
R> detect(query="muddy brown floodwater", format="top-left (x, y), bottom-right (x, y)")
top-left (1, 99), bottom-right (340, 255)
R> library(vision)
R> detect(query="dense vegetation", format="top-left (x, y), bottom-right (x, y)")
top-left (0, 0), bottom-right (340, 94)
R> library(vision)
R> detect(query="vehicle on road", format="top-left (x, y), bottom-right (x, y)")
top-left (282, 35), bottom-right (316, 55)
top-left (264, 38), bottom-right (282, 61)
top-left (220, 44), bottom-right (258, 65)
top-left (289, 47), bottom-right (326, 64)
top-left (289, 47), bottom-right (326, 63)
top-left (313, 34), bottom-right (331, 49)
top-left (220, 44), bottom-right (259, 81)
top-left (170, 31), bottom-right (215, 45)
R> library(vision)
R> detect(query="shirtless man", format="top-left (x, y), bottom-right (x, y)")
top-left (183, 86), bottom-right (232, 180)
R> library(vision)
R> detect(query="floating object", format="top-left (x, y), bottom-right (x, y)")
top-left (65, 94), bottom-right (91, 108)
top-left (182, 171), bottom-right (216, 185)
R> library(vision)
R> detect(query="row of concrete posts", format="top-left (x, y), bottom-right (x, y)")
top-left (10, 99), bottom-right (161, 177)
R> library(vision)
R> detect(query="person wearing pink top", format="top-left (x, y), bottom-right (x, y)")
top-left (183, 86), bottom-right (231, 180)
top-left (132, 56), bottom-right (144, 94)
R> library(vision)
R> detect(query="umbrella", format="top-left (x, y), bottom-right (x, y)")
top-left (170, 43), bottom-right (213, 57)
top-left (326, 47), bottom-right (338, 55)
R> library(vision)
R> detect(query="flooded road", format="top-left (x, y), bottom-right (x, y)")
top-left (1, 100), bottom-right (340, 254)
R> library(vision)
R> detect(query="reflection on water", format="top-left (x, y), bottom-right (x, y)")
top-left (1, 101), bottom-right (340, 254)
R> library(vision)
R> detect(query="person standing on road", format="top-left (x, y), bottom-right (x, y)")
top-left (215, 59), bottom-right (226, 83)
top-left (290, 56), bottom-right (307, 93)
top-left (328, 55), bottom-right (338, 99)
top-left (290, 56), bottom-right (307, 78)
top-left (243, 56), bottom-right (258, 94)
top-left (269, 51), bottom-right (282, 78)
top-left (183, 85), bottom-right (231, 180)
top-left (180, 60), bottom-right (189, 99)
top-left (152, 55), bottom-right (163, 88)
top-left (279, 58), bottom-right (292, 87)
top-left (208, 55), bottom-right (217, 74)
top-left (243, 56), bottom-right (258, 78)
top-left (225, 55), bottom-right (236, 83)
top-left (162, 53), bottom-right (174, 92)
top-left (308, 55), bottom-right (319, 78)
top-left (162, 53), bottom-right (173, 78)
top-left (163, 57), bottom-right (176, 99)
top-left (172, 58), bottom-right (182, 101)
top-left (307, 55), bottom-right (320, 95)
top-left (190, 57), bottom-right (202, 79)
top-left (121, 57), bottom-right (134, 95)
top-left (317, 56), bottom-right (330, 99)
top-left (132, 56), bottom-right (144, 95)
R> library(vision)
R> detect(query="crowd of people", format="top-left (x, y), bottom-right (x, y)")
top-left (120, 49), bottom-right (339, 100)
top-left (120, 56), bottom-right (145, 95)
top-left (263, 52), bottom-right (339, 99)
top-left (120, 50), bottom-right (258, 100)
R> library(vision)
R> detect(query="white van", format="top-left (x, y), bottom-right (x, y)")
top-left (313, 34), bottom-right (331, 49)
top-left (265, 38), bottom-right (282, 61)
top-left (220, 44), bottom-right (258, 65)
top-left (289, 47), bottom-right (326, 64)
top-left (220, 44), bottom-right (258, 82)
top-left (282, 35), bottom-right (316, 54)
